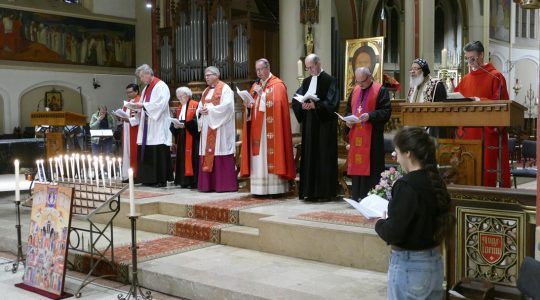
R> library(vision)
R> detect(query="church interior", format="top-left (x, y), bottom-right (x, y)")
top-left (0, 0), bottom-right (540, 299)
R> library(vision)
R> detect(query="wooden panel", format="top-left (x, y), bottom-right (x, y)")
top-left (437, 138), bottom-right (482, 186)
top-left (46, 132), bottom-right (64, 158)
top-left (31, 111), bottom-right (86, 126)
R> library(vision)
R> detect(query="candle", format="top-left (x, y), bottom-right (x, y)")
top-left (106, 156), bottom-right (112, 185)
top-left (36, 160), bottom-right (42, 182)
top-left (99, 157), bottom-right (105, 188)
top-left (112, 157), bottom-right (117, 180)
top-left (55, 157), bottom-right (60, 181)
top-left (76, 154), bottom-right (81, 183)
top-left (49, 158), bottom-right (54, 182)
top-left (94, 159), bottom-right (99, 188)
top-left (87, 155), bottom-right (93, 183)
top-left (441, 48), bottom-right (448, 67)
top-left (64, 155), bottom-right (70, 181)
top-left (128, 168), bottom-right (135, 216)
top-left (14, 159), bottom-right (20, 202)
top-left (40, 160), bottom-right (47, 182)
top-left (81, 155), bottom-right (87, 183)
top-left (297, 59), bottom-right (303, 77)
top-left (118, 157), bottom-right (123, 180)
top-left (70, 155), bottom-right (75, 183)
top-left (59, 156), bottom-right (64, 180)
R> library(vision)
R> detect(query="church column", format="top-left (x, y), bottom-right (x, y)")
top-left (402, 0), bottom-right (416, 98)
top-left (312, 0), bottom-right (332, 74)
top-left (418, 0), bottom-right (435, 65)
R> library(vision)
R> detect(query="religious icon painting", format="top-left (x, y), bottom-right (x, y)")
top-left (45, 90), bottom-right (63, 112)
top-left (16, 183), bottom-right (74, 299)
top-left (344, 37), bottom-right (385, 98)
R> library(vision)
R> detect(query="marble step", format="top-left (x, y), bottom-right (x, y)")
top-left (137, 244), bottom-right (388, 300)
top-left (221, 225), bottom-right (261, 250)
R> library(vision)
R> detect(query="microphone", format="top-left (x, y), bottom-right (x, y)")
top-left (252, 77), bottom-right (261, 97)
top-left (36, 98), bottom-right (43, 111)
top-left (470, 59), bottom-right (504, 100)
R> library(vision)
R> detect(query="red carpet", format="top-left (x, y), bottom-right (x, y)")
top-left (294, 211), bottom-right (378, 228)
top-left (171, 219), bottom-right (232, 243)
top-left (186, 197), bottom-right (278, 224)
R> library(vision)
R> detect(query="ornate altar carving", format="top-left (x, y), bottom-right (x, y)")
top-left (437, 139), bottom-right (482, 186)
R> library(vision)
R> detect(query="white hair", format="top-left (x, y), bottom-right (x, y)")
top-left (355, 67), bottom-right (372, 77)
top-left (176, 86), bottom-right (192, 98)
top-left (204, 66), bottom-right (220, 77)
top-left (135, 64), bottom-right (154, 77)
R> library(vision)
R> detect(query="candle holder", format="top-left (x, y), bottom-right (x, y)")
top-left (5, 198), bottom-right (26, 273)
top-left (118, 214), bottom-right (152, 300)
top-left (524, 84), bottom-right (537, 119)
top-left (513, 78), bottom-right (522, 97)
top-left (297, 75), bottom-right (304, 86)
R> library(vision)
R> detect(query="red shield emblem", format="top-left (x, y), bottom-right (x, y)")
top-left (479, 233), bottom-right (503, 264)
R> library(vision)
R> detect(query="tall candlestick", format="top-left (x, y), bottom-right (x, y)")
top-left (14, 159), bottom-right (20, 202)
top-left (76, 154), bottom-right (81, 183)
top-left (128, 168), bottom-right (135, 216)
top-left (81, 155), bottom-right (87, 183)
top-left (49, 158), bottom-right (54, 182)
top-left (441, 48), bottom-right (448, 67)
top-left (112, 157), bottom-right (117, 180)
top-left (297, 59), bottom-right (303, 77)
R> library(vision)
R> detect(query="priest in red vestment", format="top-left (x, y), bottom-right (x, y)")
top-left (240, 58), bottom-right (295, 196)
top-left (119, 83), bottom-right (140, 181)
top-left (455, 41), bottom-right (511, 187)
top-left (345, 67), bottom-right (391, 200)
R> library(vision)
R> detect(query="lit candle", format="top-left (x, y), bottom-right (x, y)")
top-left (99, 156), bottom-right (106, 188)
top-left (112, 157), bottom-right (117, 180)
top-left (76, 154), bottom-right (81, 183)
top-left (49, 158), bottom-right (54, 182)
top-left (94, 159), bottom-right (99, 188)
top-left (41, 160), bottom-right (47, 182)
top-left (297, 59), bottom-right (303, 77)
top-left (64, 155), bottom-right (70, 181)
top-left (36, 160), bottom-right (42, 182)
top-left (128, 168), bottom-right (135, 216)
top-left (70, 155), bottom-right (75, 183)
top-left (81, 155), bottom-right (87, 183)
top-left (55, 157), bottom-right (60, 181)
top-left (118, 157), bottom-right (123, 180)
top-left (441, 48), bottom-right (448, 67)
top-left (59, 156), bottom-right (64, 180)
top-left (106, 156), bottom-right (112, 186)
top-left (87, 155), bottom-right (93, 183)
top-left (14, 159), bottom-right (20, 202)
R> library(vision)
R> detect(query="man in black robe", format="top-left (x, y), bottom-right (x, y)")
top-left (292, 54), bottom-right (340, 201)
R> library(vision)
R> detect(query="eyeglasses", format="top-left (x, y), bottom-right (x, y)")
top-left (304, 65), bottom-right (316, 71)
top-left (255, 67), bottom-right (268, 72)
top-left (355, 76), bottom-right (371, 84)
top-left (464, 56), bottom-right (478, 62)
top-left (409, 67), bottom-right (422, 72)
top-left (204, 73), bottom-right (217, 77)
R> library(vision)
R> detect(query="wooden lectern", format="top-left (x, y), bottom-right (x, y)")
top-left (31, 111), bottom-right (87, 158)
top-left (398, 100), bottom-right (526, 186)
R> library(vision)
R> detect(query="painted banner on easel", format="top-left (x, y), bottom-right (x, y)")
top-left (18, 183), bottom-right (74, 298)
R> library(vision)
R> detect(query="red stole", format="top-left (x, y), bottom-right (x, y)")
top-left (201, 81), bottom-right (225, 172)
top-left (123, 95), bottom-right (140, 176)
top-left (240, 77), bottom-right (295, 180)
top-left (347, 82), bottom-right (381, 176)
top-left (176, 99), bottom-right (198, 176)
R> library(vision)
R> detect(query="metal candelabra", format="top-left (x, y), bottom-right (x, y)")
top-left (5, 199), bottom-right (26, 273)
top-left (118, 214), bottom-right (152, 300)
top-left (524, 84), bottom-right (537, 119)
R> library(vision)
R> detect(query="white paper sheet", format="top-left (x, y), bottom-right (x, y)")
top-left (344, 194), bottom-right (388, 219)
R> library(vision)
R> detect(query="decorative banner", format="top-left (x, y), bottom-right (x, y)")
top-left (17, 183), bottom-right (74, 299)
top-left (0, 6), bottom-right (135, 67)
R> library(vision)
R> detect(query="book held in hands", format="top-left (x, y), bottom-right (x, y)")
top-left (335, 112), bottom-right (361, 123)
top-left (293, 93), bottom-right (319, 103)
top-left (236, 87), bottom-right (255, 106)
top-left (344, 194), bottom-right (389, 219)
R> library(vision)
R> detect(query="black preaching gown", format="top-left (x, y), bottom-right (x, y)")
top-left (345, 83), bottom-right (391, 200)
top-left (170, 100), bottom-right (200, 188)
top-left (292, 71), bottom-right (340, 200)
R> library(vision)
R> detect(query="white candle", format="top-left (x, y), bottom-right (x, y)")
top-left (48, 158), bottom-right (53, 182)
top-left (59, 156), bottom-right (64, 180)
top-left (94, 159), bottom-right (99, 188)
top-left (14, 159), bottom-right (20, 202)
top-left (87, 155), bottom-right (93, 183)
top-left (441, 48), bottom-right (448, 67)
top-left (76, 154), bottom-right (81, 183)
top-left (297, 59), bottom-right (303, 77)
top-left (118, 157), bottom-right (123, 180)
top-left (70, 156), bottom-right (75, 183)
top-left (81, 155), bottom-right (87, 183)
top-left (36, 160), bottom-right (42, 182)
top-left (112, 157), bottom-right (117, 180)
top-left (64, 155), bottom-right (70, 181)
top-left (55, 157), bottom-right (60, 181)
top-left (40, 160), bottom-right (47, 182)
top-left (106, 156), bottom-right (112, 185)
top-left (128, 168), bottom-right (135, 216)
top-left (99, 157), bottom-right (106, 187)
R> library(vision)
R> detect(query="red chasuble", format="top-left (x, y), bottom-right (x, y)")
top-left (175, 99), bottom-right (198, 176)
top-left (123, 95), bottom-right (140, 176)
top-left (240, 76), bottom-right (295, 180)
top-left (455, 63), bottom-right (511, 187)
top-left (347, 82), bottom-right (381, 176)
top-left (201, 81), bottom-right (225, 172)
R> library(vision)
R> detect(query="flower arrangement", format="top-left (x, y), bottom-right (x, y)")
top-left (368, 166), bottom-right (403, 201)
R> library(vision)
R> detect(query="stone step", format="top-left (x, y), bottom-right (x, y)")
top-left (139, 214), bottom-right (186, 234)
top-left (221, 225), bottom-right (260, 250)
top-left (137, 245), bottom-right (388, 300)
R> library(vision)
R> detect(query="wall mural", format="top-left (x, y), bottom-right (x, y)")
top-left (0, 6), bottom-right (135, 67)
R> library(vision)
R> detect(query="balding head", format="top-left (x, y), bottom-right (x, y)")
top-left (304, 54), bottom-right (321, 76)
top-left (355, 67), bottom-right (373, 89)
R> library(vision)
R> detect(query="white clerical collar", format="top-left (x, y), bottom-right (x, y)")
top-left (261, 73), bottom-right (273, 86)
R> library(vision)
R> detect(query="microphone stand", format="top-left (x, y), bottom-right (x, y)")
top-left (476, 63), bottom-right (505, 187)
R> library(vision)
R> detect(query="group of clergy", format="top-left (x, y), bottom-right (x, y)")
top-left (119, 39), bottom-right (510, 200)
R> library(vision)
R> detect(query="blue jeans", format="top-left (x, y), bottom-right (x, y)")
top-left (387, 246), bottom-right (444, 300)
top-left (91, 138), bottom-right (112, 156)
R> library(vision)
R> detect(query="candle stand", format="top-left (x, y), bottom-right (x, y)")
top-left (117, 214), bottom-right (152, 300)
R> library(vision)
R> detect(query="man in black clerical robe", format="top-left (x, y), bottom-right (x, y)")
top-left (292, 54), bottom-right (340, 201)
